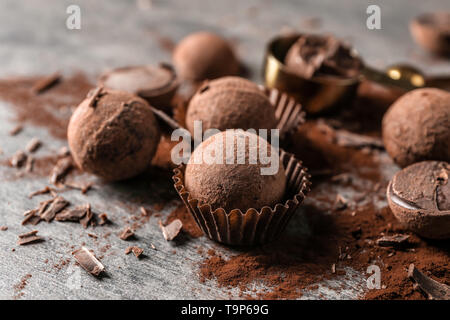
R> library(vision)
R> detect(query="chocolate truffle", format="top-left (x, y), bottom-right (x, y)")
top-left (387, 161), bottom-right (450, 239)
top-left (382, 88), bottom-right (450, 168)
top-left (284, 34), bottom-right (362, 79)
top-left (184, 130), bottom-right (286, 212)
top-left (68, 88), bottom-right (161, 181)
top-left (173, 32), bottom-right (239, 81)
top-left (410, 12), bottom-right (450, 56)
top-left (98, 64), bottom-right (178, 111)
top-left (185, 77), bottom-right (277, 134)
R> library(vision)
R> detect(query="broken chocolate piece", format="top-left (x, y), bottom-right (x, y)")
top-left (55, 204), bottom-right (90, 222)
top-left (119, 227), bottom-right (135, 240)
top-left (79, 204), bottom-right (93, 228)
top-left (10, 150), bottom-right (27, 168)
top-left (50, 156), bottom-right (73, 185)
top-left (98, 213), bottom-right (109, 226)
top-left (17, 230), bottom-right (43, 245)
top-left (159, 219), bottom-right (182, 241)
top-left (408, 264), bottom-right (450, 300)
top-left (25, 138), bottom-right (42, 153)
top-left (31, 72), bottom-right (61, 94)
top-left (22, 209), bottom-right (41, 226)
top-left (40, 196), bottom-right (69, 222)
top-left (376, 234), bottom-right (410, 247)
top-left (72, 247), bottom-right (105, 276)
top-left (125, 246), bottom-right (144, 258)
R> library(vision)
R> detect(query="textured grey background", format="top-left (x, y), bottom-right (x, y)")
top-left (0, 0), bottom-right (449, 300)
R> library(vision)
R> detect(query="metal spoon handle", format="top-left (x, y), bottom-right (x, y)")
top-left (360, 65), bottom-right (423, 91)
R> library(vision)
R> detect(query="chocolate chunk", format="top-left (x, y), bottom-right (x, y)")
top-left (376, 234), bottom-right (410, 247)
top-left (125, 246), bottom-right (144, 258)
top-left (17, 230), bottom-right (43, 245)
top-left (159, 219), bottom-right (182, 241)
top-left (55, 204), bottom-right (90, 222)
top-left (31, 72), bottom-right (61, 94)
top-left (119, 227), bottom-right (135, 240)
top-left (50, 156), bottom-right (73, 185)
top-left (10, 150), bottom-right (27, 168)
top-left (408, 264), bottom-right (450, 300)
top-left (22, 209), bottom-right (40, 226)
top-left (40, 196), bottom-right (69, 222)
top-left (25, 138), bottom-right (42, 153)
top-left (79, 204), bottom-right (93, 228)
top-left (72, 247), bottom-right (105, 276)
top-left (98, 213), bottom-right (109, 226)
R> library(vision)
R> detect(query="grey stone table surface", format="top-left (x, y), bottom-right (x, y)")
top-left (0, 0), bottom-right (449, 300)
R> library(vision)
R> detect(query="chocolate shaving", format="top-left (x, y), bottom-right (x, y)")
top-left (25, 156), bottom-right (34, 172)
top-left (119, 227), bottom-right (135, 240)
top-left (0, 226), bottom-right (8, 231)
top-left (25, 137), bottom-right (42, 153)
top-left (57, 146), bottom-right (70, 157)
top-left (50, 156), bottom-right (73, 185)
top-left (10, 150), bottom-right (27, 168)
top-left (72, 247), bottom-right (105, 276)
top-left (17, 230), bottom-right (43, 245)
top-left (30, 72), bottom-right (61, 94)
top-left (79, 204), bottom-right (93, 228)
top-left (9, 124), bottom-right (23, 136)
top-left (408, 264), bottom-right (450, 300)
top-left (28, 186), bottom-right (56, 199)
top-left (22, 209), bottom-right (41, 225)
top-left (64, 181), bottom-right (94, 194)
top-left (55, 204), bottom-right (90, 222)
top-left (159, 219), bottom-right (182, 241)
top-left (87, 86), bottom-right (104, 108)
top-left (334, 130), bottom-right (384, 149)
top-left (98, 213), bottom-right (109, 226)
top-left (125, 246), bottom-right (144, 258)
top-left (376, 234), bottom-right (410, 247)
top-left (40, 196), bottom-right (69, 222)
top-left (334, 194), bottom-right (348, 211)
top-left (140, 206), bottom-right (150, 217)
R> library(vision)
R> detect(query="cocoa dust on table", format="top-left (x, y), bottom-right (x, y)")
top-left (198, 81), bottom-right (449, 300)
top-left (0, 73), bottom-right (448, 300)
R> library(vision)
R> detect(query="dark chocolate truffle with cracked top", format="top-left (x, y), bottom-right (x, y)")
top-left (410, 12), bottom-right (450, 56)
top-left (98, 64), bottom-right (178, 111)
top-left (173, 32), bottom-right (239, 81)
top-left (185, 131), bottom-right (286, 212)
top-left (185, 77), bottom-right (277, 134)
top-left (387, 161), bottom-right (450, 239)
top-left (382, 88), bottom-right (450, 168)
top-left (68, 88), bottom-right (161, 181)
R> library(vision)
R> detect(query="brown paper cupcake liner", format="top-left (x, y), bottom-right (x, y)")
top-left (172, 150), bottom-right (311, 246)
top-left (153, 86), bottom-right (305, 140)
top-left (259, 86), bottom-right (306, 140)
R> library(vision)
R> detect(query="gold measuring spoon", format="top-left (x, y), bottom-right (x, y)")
top-left (263, 34), bottom-right (449, 114)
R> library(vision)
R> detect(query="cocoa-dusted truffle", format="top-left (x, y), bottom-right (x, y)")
top-left (382, 88), bottom-right (450, 168)
top-left (410, 12), bottom-right (450, 56)
top-left (387, 161), bottom-right (450, 239)
top-left (185, 130), bottom-right (286, 212)
top-left (284, 34), bottom-right (362, 79)
top-left (173, 32), bottom-right (239, 81)
top-left (68, 88), bottom-right (161, 181)
top-left (98, 64), bottom-right (178, 111)
top-left (185, 77), bottom-right (277, 134)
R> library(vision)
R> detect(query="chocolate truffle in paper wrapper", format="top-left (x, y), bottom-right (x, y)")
top-left (173, 131), bottom-right (310, 246)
